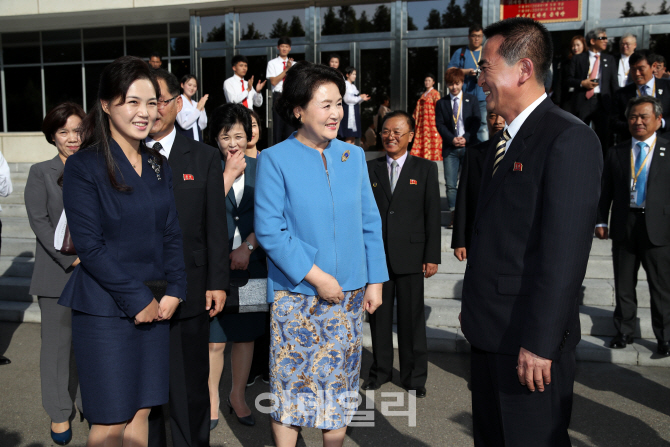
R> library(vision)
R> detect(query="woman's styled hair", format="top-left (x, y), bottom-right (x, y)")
top-left (78, 56), bottom-right (162, 192)
top-left (249, 109), bottom-right (263, 141)
top-left (425, 73), bottom-right (437, 84)
top-left (275, 61), bottom-right (346, 129)
top-left (444, 67), bottom-right (465, 85)
top-left (344, 66), bottom-right (356, 78)
top-left (570, 35), bottom-right (587, 58)
top-left (209, 103), bottom-right (252, 143)
top-left (180, 74), bottom-right (197, 88)
top-left (42, 102), bottom-right (86, 146)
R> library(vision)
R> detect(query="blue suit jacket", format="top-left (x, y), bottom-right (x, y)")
top-left (435, 92), bottom-right (481, 153)
top-left (59, 140), bottom-right (187, 318)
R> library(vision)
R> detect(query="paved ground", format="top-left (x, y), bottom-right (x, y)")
top-left (1, 322), bottom-right (670, 446)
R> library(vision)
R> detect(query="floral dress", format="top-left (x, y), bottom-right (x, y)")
top-left (411, 88), bottom-right (443, 161)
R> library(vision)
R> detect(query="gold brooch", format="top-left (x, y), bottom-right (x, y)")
top-left (341, 150), bottom-right (350, 162)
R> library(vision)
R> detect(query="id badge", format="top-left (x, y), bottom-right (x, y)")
top-left (630, 190), bottom-right (638, 206)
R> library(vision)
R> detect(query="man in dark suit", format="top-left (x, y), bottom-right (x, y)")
top-left (596, 96), bottom-right (670, 356)
top-left (147, 69), bottom-right (229, 447)
top-left (435, 67), bottom-right (481, 228)
top-left (462, 18), bottom-right (602, 446)
top-left (568, 26), bottom-right (619, 153)
top-left (362, 111), bottom-right (441, 398)
top-left (451, 111), bottom-right (505, 260)
top-left (613, 50), bottom-right (670, 142)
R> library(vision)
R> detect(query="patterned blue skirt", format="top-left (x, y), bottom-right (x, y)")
top-left (269, 288), bottom-right (365, 430)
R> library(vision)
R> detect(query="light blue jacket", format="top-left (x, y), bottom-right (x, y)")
top-left (254, 135), bottom-right (388, 302)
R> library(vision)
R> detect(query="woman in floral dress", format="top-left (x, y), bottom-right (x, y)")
top-left (411, 73), bottom-right (443, 161)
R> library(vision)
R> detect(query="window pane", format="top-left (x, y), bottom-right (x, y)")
top-left (2, 32), bottom-right (40, 64)
top-left (42, 29), bottom-right (81, 63)
top-left (360, 48), bottom-right (391, 132)
top-left (240, 9), bottom-right (305, 40)
top-left (240, 54), bottom-right (270, 150)
top-left (45, 65), bottom-right (83, 112)
top-left (201, 57), bottom-right (226, 145)
top-left (84, 27), bottom-right (123, 61)
top-left (5, 67), bottom-right (43, 131)
top-left (170, 59), bottom-right (191, 83)
top-left (170, 22), bottom-right (190, 56)
top-left (321, 4), bottom-right (391, 36)
top-left (201, 16), bottom-right (225, 43)
top-left (408, 47), bottom-right (439, 115)
top-left (126, 24), bottom-right (167, 59)
top-left (85, 63), bottom-right (108, 111)
top-left (408, 0), bottom-right (482, 30)
top-left (320, 51), bottom-right (350, 72)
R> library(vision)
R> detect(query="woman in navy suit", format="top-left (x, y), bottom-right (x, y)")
top-left (59, 56), bottom-right (187, 446)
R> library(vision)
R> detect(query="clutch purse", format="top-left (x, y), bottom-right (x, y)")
top-left (60, 225), bottom-right (76, 255)
top-left (223, 275), bottom-right (269, 314)
top-left (54, 210), bottom-right (76, 255)
top-left (144, 280), bottom-right (168, 301)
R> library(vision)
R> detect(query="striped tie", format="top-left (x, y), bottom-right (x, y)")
top-left (492, 129), bottom-right (511, 176)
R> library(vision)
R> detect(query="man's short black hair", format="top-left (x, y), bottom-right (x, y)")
top-left (153, 68), bottom-right (181, 97)
top-left (278, 36), bottom-right (292, 47)
top-left (381, 110), bottom-right (415, 133)
top-left (630, 49), bottom-right (657, 67)
top-left (275, 61), bottom-right (345, 129)
top-left (150, 52), bottom-right (162, 60)
top-left (469, 23), bottom-right (483, 35)
top-left (484, 18), bottom-right (553, 85)
top-left (231, 54), bottom-right (249, 67)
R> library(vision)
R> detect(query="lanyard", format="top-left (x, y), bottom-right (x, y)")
top-left (631, 136), bottom-right (655, 189)
top-left (470, 49), bottom-right (481, 68)
top-left (620, 58), bottom-right (630, 77)
top-left (452, 95), bottom-right (463, 126)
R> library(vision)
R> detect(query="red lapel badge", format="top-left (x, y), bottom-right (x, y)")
top-left (513, 162), bottom-right (523, 172)
top-left (410, 179), bottom-right (417, 185)
top-left (183, 174), bottom-right (194, 181)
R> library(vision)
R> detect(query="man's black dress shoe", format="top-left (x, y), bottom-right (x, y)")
top-left (609, 333), bottom-right (634, 349)
top-left (657, 341), bottom-right (670, 357)
top-left (361, 379), bottom-right (390, 391)
top-left (405, 386), bottom-right (426, 398)
top-left (0, 356), bottom-right (10, 365)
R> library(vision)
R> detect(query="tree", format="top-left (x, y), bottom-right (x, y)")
top-left (620, 1), bottom-right (649, 17)
top-left (372, 5), bottom-right (391, 32)
top-left (288, 16), bottom-right (305, 37)
top-left (659, 0), bottom-right (670, 14)
top-left (359, 11), bottom-right (375, 34)
top-left (442, 0), bottom-right (465, 28)
top-left (205, 24), bottom-right (225, 42)
top-left (269, 18), bottom-right (289, 38)
top-left (322, 7), bottom-right (343, 36)
top-left (407, 15), bottom-right (418, 31)
top-left (425, 9), bottom-right (442, 30)
top-left (339, 5), bottom-right (358, 34)
top-left (242, 23), bottom-right (265, 40)
top-left (463, 0), bottom-right (483, 26)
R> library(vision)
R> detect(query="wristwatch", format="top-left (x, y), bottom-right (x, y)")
top-left (245, 241), bottom-right (254, 251)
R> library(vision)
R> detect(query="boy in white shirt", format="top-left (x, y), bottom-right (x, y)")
top-left (224, 55), bottom-right (266, 110)
top-left (266, 36), bottom-right (295, 144)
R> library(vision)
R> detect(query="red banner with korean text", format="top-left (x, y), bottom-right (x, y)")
top-left (501, 0), bottom-right (582, 23)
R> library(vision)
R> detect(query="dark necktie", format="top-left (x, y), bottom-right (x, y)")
top-left (492, 130), bottom-right (511, 176)
top-left (153, 142), bottom-right (164, 159)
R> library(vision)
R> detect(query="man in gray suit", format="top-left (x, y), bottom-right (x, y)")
top-left (0, 149), bottom-right (12, 365)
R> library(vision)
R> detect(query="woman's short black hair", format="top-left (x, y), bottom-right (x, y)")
top-left (180, 74), bottom-right (197, 86)
top-left (42, 102), bottom-right (86, 146)
top-left (275, 61), bottom-right (346, 130)
top-left (344, 66), bottom-right (356, 78)
top-left (328, 53), bottom-right (340, 63)
top-left (425, 73), bottom-right (437, 84)
top-left (209, 103), bottom-right (252, 143)
top-left (249, 109), bottom-right (263, 140)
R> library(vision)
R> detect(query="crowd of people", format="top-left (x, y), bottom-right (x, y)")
top-left (0, 15), bottom-right (667, 447)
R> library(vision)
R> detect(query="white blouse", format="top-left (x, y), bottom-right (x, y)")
top-left (344, 81), bottom-right (363, 131)
top-left (176, 94), bottom-right (208, 141)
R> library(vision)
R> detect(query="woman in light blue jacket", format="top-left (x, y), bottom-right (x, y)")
top-left (254, 61), bottom-right (388, 447)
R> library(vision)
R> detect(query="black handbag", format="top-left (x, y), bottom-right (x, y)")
top-left (144, 280), bottom-right (168, 301)
top-left (222, 272), bottom-right (269, 314)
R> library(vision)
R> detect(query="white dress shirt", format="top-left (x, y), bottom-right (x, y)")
top-left (223, 74), bottom-right (263, 109)
top-left (386, 150), bottom-right (408, 179)
top-left (618, 54), bottom-right (631, 88)
top-left (344, 81), bottom-right (363, 131)
top-left (145, 126), bottom-right (177, 160)
top-left (588, 50), bottom-right (603, 94)
top-left (502, 93), bottom-right (548, 153)
top-left (231, 173), bottom-right (245, 249)
top-left (266, 56), bottom-right (290, 93)
top-left (176, 95), bottom-right (208, 141)
top-left (449, 90), bottom-right (465, 137)
top-left (0, 151), bottom-right (13, 212)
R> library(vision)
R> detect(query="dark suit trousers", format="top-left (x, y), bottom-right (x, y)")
top-left (149, 312), bottom-right (210, 447)
top-left (272, 92), bottom-right (295, 144)
top-left (368, 271), bottom-right (427, 388)
top-left (613, 211), bottom-right (670, 342)
top-left (471, 346), bottom-right (575, 447)
top-left (577, 94), bottom-right (612, 155)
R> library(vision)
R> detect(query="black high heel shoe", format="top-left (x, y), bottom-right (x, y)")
top-left (227, 396), bottom-right (255, 426)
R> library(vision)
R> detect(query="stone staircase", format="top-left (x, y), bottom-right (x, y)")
top-left (0, 160), bottom-right (666, 366)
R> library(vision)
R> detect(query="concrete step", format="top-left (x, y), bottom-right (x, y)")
top-left (0, 217), bottom-right (35, 239)
top-left (0, 255), bottom-right (34, 278)
top-left (0, 193), bottom-right (27, 205)
top-left (0, 204), bottom-right (27, 218)
top-left (0, 277), bottom-right (34, 302)
top-left (1, 238), bottom-right (35, 257)
top-left (0, 301), bottom-right (40, 323)
top-left (7, 163), bottom-right (35, 174)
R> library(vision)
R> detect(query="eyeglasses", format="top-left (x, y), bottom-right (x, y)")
top-left (595, 36), bottom-right (608, 41)
top-left (381, 130), bottom-right (411, 139)
top-left (157, 94), bottom-right (180, 108)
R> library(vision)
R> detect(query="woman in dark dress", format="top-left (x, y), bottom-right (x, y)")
top-left (208, 104), bottom-right (267, 429)
top-left (59, 56), bottom-right (187, 446)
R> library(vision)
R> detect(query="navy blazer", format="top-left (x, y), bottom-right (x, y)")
top-left (461, 98), bottom-right (603, 361)
top-left (613, 78), bottom-right (670, 139)
top-left (568, 52), bottom-right (619, 113)
top-left (59, 140), bottom-right (187, 318)
top-left (222, 155), bottom-right (266, 270)
top-left (435, 92), bottom-right (481, 153)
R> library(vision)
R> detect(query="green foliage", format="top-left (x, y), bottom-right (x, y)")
top-left (205, 24), bottom-right (226, 42)
top-left (242, 23), bottom-right (266, 40)
top-left (619, 0), bottom-right (670, 17)
top-left (420, 0), bottom-right (482, 30)
top-left (321, 5), bottom-right (391, 35)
